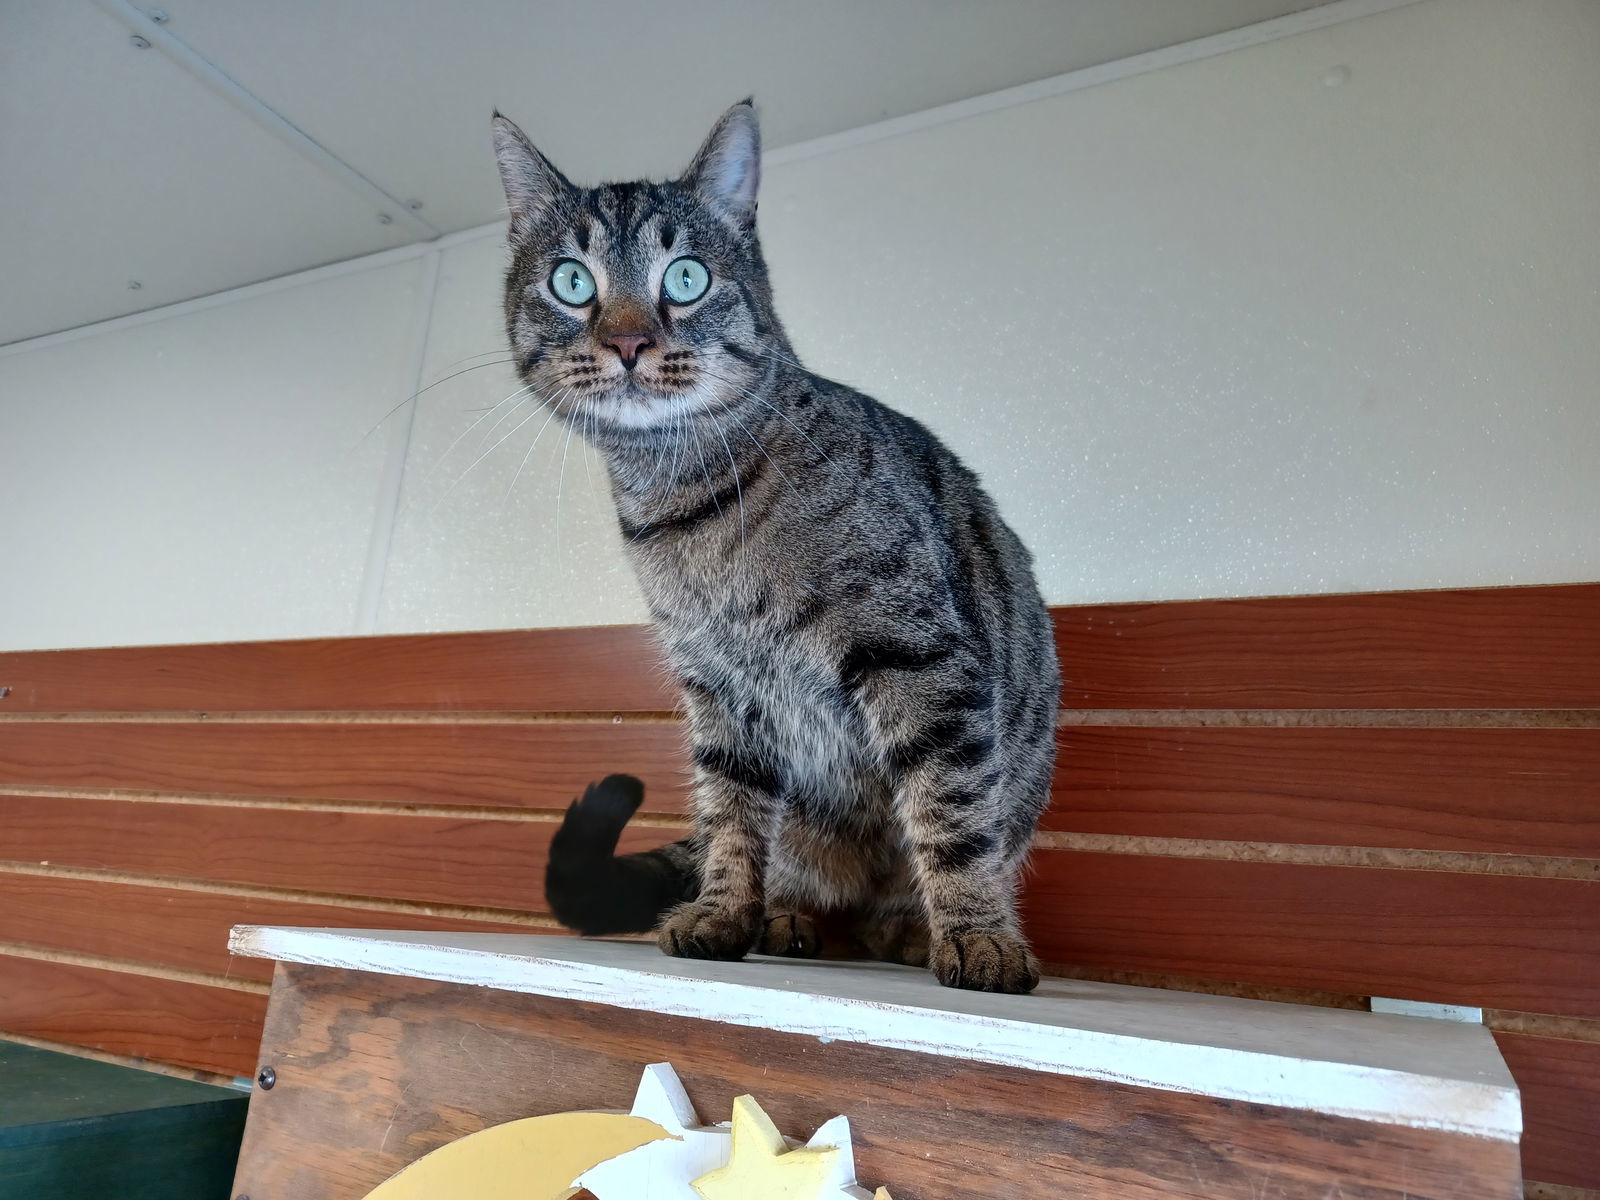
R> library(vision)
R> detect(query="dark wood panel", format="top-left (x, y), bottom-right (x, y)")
top-left (1047, 727), bottom-right (1600, 857)
top-left (0, 720), bottom-right (689, 812)
top-left (0, 955), bottom-right (265, 1076)
top-left (0, 872), bottom-right (546, 985)
top-left (0, 625), bottom-right (675, 713)
top-left (1022, 852), bottom-right (1600, 1020)
top-left (1058, 584), bottom-right (1600, 709)
top-left (0, 795), bottom-right (680, 912)
top-left (233, 963), bottom-right (1520, 1200)
top-left (1494, 1033), bottom-right (1600, 1191)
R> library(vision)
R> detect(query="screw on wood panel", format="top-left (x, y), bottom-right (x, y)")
top-left (257, 1065), bottom-right (276, 1089)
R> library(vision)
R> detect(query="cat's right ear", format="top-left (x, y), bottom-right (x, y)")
top-left (492, 111), bottom-right (570, 236)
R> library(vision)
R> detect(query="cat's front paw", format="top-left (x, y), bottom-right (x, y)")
top-left (658, 901), bottom-right (761, 961)
top-left (930, 931), bottom-right (1041, 994)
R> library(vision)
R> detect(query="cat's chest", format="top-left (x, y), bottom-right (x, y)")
top-left (663, 611), bottom-right (863, 783)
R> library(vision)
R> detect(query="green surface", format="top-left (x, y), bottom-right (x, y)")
top-left (0, 1041), bottom-right (248, 1200)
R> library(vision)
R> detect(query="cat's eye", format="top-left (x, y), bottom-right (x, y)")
top-left (662, 257), bottom-right (711, 304)
top-left (549, 260), bottom-right (596, 306)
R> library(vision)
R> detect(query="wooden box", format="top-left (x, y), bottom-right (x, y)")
top-left (228, 928), bottom-right (1522, 1200)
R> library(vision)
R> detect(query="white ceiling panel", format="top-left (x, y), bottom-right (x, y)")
top-left (0, 1), bottom-right (413, 344)
top-left (164, 0), bottom-right (1327, 233)
top-left (1, 0), bottom-right (1332, 345)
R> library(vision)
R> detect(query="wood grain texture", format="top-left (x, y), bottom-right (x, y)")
top-left (232, 963), bottom-right (1520, 1200)
top-left (1023, 852), bottom-right (1600, 1020)
top-left (1057, 584), bottom-right (1600, 709)
top-left (1048, 726), bottom-right (1600, 856)
top-left (1494, 1034), bottom-right (1600, 1191)
top-left (0, 955), bottom-right (264, 1077)
top-left (0, 794), bottom-right (680, 911)
top-left (0, 624), bottom-right (674, 713)
top-left (4, 583), bottom-right (1592, 714)
top-left (0, 872), bottom-right (548, 985)
top-left (0, 720), bottom-right (689, 811)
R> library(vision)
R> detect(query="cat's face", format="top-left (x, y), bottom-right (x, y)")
top-left (493, 103), bottom-right (780, 433)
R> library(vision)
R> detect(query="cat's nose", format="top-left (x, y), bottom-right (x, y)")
top-left (603, 332), bottom-right (654, 369)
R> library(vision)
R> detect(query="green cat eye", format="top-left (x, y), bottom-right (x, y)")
top-left (549, 260), bottom-right (596, 306)
top-left (662, 257), bottom-right (711, 304)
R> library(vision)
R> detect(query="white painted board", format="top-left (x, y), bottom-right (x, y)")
top-left (231, 926), bottom-right (1519, 1141)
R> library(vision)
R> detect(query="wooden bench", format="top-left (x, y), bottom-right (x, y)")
top-left (0, 582), bottom-right (1596, 1192)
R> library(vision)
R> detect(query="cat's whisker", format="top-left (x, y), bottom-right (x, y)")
top-left (353, 358), bottom-right (518, 450)
top-left (709, 415), bottom-right (747, 557)
top-left (435, 389), bottom-right (556, 505)
top-left (689, 413), bottom-right (722, 522)
top-left (696, 364), bottom-right (842, 475)
top-left (553, 405), bottom-right (579, 566)
top-left (418, 381), bottom-right (539, 486)
top-left (503, 386), bottom-right (571, 504)
top-left (723, 406), bottom-right (806, 507)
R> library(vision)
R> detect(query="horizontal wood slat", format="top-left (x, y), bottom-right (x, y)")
top-left (0, 625), bottom-right (674, 713)
top-left (0, 721), bottom-right (689, 812)
top-left (0, 955), bottom-right (265, 1076)
top-left (0, 795), bottom-right (681, 912)
top-left (1048, 726), bottom-right (1600, 857)
top-left (0, 873), bottom-right (545, 985)
top-left (4, 583), bottom-right (1593, 714)
top-left (1494, 1033), bottom-right (1600, 1190)
top-left (1057, 584), bottom-right (1600, 709)
top-left (1023, 851), bottom-right (1600, 1020)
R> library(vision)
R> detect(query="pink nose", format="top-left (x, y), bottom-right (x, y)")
top-left (604, 332), bottom-right (654, 368)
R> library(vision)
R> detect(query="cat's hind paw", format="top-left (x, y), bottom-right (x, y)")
top-left (758, 910), bottom-right (822, 958)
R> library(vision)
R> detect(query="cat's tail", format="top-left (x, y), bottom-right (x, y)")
top-left (544, 774), bottom-right (699, 936)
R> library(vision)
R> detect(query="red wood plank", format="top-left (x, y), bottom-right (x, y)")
top-left (1047, 726), bottom-right (1600, 857)
top-left (0, 794), bottom-right (681, 912)
top-left (0, 955), bottom-right (266, 1076)
top-left (0, 624), bottom-right (675, 713)
top-left (1494, 1032), bottom-right (1600, 1190)
top-left (5, 584), bottom-right (1595, 714)
top-left (0, 872), bottom-right (551, 985)
top-left (1057, 584), bottom-right (1600, 709)
top-left (1022, 851), bottom-right (1600, 1020)
top-left (0, 720), bottom-right (689, 812)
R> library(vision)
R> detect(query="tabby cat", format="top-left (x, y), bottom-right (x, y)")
top-left (493, 101), bottom-right (1060, 993)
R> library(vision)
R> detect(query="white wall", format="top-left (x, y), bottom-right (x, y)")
top-left (3, 0), bottom-right (1597, 651)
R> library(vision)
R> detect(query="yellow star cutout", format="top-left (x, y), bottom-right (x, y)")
top-left (690, 1094), bottom-right (841, 1199)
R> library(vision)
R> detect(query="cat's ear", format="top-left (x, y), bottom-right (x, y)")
top-left (682, 100), bottom-right (761, 227)
top-left (492, 111), bottom-right (571, 235)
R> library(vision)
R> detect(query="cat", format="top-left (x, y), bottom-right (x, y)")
top-left (493, 101), bottom-right (1060, 993)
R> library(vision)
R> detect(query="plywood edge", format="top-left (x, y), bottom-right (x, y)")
top-left (231, 925), bottom-right (1520, 1141)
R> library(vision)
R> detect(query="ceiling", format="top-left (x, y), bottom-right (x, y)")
top-left (1, 0), bottom-right (1331, 346)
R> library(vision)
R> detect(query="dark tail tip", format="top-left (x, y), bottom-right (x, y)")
top-left (545, 775), bottom-right (693, 936)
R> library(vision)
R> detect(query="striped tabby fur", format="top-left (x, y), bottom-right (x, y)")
top-left (495, 102), bottom-right (1059, 992)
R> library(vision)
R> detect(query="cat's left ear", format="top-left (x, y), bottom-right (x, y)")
top-left (682, 100), bottom-right (761, 228)
top-left (492, 111), bottom-right (571, 236)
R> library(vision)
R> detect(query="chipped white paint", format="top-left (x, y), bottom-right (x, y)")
top-left (231, 927), bottom-right (1520, 1141)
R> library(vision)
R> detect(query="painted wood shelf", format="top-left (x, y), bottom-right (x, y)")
top-left (229, 927), bottom-right (1523, 1200)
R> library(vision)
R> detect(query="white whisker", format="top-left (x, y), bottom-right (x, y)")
top-left (503, 386), bottom-right (570, 503)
